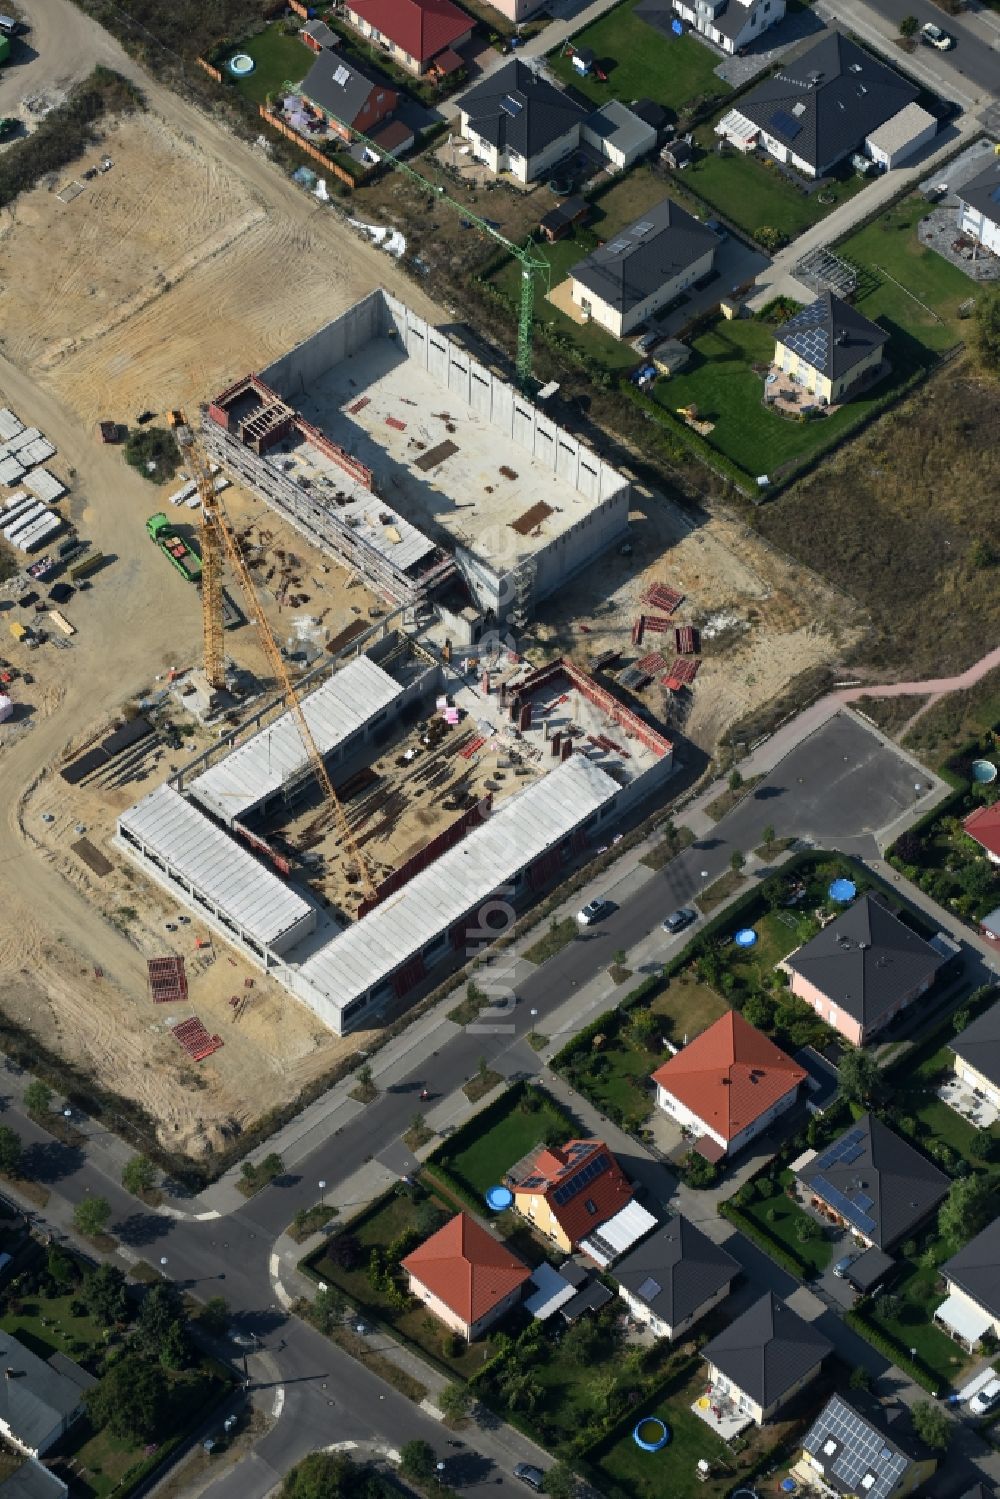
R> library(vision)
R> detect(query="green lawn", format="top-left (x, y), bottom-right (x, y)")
top-left (431, 1085), bottom-right (575, 1199)
top-left (1, 1293), bottom-right (106, 1368)
top-left (735, 1169), bottom-right (832, 1275)
top-left (590, 1370), bottom-right (732, 1499)
top-left (863, 1257), bottom-right (972, 1390)
top-left (684, 142), bottom-right (867, 242)
top-left (493, 232), bottom-right (640, 372)
top-left (547, 0), bottom-right (731, 118)
top-left (649, 968), bottom-right (729, 1042)
top-left (838, 195), bottom-right (974, 357)
top-left (650, 316), bottom-right (899, 477)
top-left (225, 24), bottom-right (312, 105)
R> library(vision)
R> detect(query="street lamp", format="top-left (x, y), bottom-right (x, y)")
top-left (318, 1180), bottom-right (327, 1211)
top-left (159, 1256), bottom-right (168, 1278)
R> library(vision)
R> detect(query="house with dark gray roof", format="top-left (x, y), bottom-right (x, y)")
top-left (613, 1215), bottom-right (739, 1340)
top-left (958, 158), bottom-right (1000, 259)
top-left (0, 1449), bottom-right (67, 1499)
top-left (781, 892), bottom-right (942, 1041)
top-left (797, 1114), bottom-right (949, 1251)
top-left (951, 1000), bottom-right (1000, 1110)
top-left (459, 60), bottom-right (587, 184)
top-left (668, 0), bottom-right (787, 57)
top-left (569, 197), bottom-right (718, 338)
top-left (299, 47), bottom-right (397, 137)
top-left (937, 1216), bottom-right (1000, 1350)
top-left (798, 1391), bottom-right (937, 1499)
top-left (715, 31), bottom-right (918, 177)
top-left (701, 1292), bottom-right (832, 1424)
top-left (0, 1336), bottom-right (95, 1458)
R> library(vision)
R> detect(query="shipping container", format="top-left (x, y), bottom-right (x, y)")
top-left (68, 550), bottom-right (104, 581)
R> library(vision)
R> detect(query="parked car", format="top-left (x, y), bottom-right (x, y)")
top-left (577, 898), bottom-right (610, 926)
top-left (514, 1465), bottom-right (545, 1492)
top-left (921, 21), bottom-right (953, 48)
top-left (662, 907), bottom-right (696, 934)
top-left (970, 1377), bottom-right (1000, 1416)
top-left (832, 1253), bottom-right (859, 1280)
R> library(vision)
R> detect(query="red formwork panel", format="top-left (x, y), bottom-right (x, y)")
top-left (170, 1016), bottom-right (223, 1061)
top-left (643, 583), bottom-right (684, 614)
top-left (148, 956), bottom-right (188, 1004)
top-left (636, 652), bottom-right (667, 675)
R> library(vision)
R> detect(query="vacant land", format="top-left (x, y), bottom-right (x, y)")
top-left (758, 360), bottom-right (1000, 678)
top-left (547, 0), bottom-right (730, 118)
top-left (904, 669), bottom-right (1000, 763)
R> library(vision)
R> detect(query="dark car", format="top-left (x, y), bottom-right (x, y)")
top-left (662, 907), bottom-right (696, 934)
top-left (514, 1465), bottom-right (545, 1492)
top-left (48, 582), bottom-right (74, 605)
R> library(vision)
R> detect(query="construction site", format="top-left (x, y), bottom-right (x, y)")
top-left (203, 289), bottom-right (631, 635)
top-left (115, 629), bottom-right (673, 1035)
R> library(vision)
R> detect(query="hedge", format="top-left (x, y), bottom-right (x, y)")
top-left (845, 1306), bottom-right (941, 1393)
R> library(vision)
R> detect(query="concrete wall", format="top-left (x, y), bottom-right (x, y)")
top-left (259, 290), bottom-right (386, 400)
top-left (512, 1189), bottom-right (574, 1252)
top-left (460, 120), bottom-right (581, 183)
top-left (954, 1055), bottom-right (1000, 1108)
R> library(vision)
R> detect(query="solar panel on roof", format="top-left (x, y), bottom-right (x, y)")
top-left (769, 109), bottom-right (802, 140)
top-left (632, 221), bottom-right (655, 236)
top-left (811, 1175), bottom-right (877, 1236)
top-left (500, 94), bottom-right (523, 117)
top-left (841, 1141), bottom-right (864, 1165)
top-left (333, 64), bottom-right (350, 86)
top-left (855, 1193), bottom-right (874, 1211)
top-left (551, 1153), bottom-right (609, 1206)
top-left (606, 239), bottom-right (629, 254)
top-left (816, 1126), bottom-right (866, 1170)
top-left (637, 1277), bottom-right (662, 1301)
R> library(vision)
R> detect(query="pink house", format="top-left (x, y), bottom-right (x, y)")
top-left (780, 894), bottom-right (944, 1046)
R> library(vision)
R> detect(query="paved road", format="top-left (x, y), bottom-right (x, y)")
top-left (861, 0), bottom-right (1000, 101)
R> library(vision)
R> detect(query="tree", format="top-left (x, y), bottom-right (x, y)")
top-left (898, 14), bottom-right (918, 36)
top-left (730, 849), bottom-right (746, 874)
top-left (310, 1285), bottom-right (345, 1334)
top-left (757, 226), bottom-right (786, 253)
top-left (0, 1125), bottom-right (22, 1176)
top-left (86, 1354), bottom-right (167, 1442)
top-left (123, 426), bottom-right (181, 482)
top-left (910, 1398), bottom-right (951, 1451)
top-left (743, 994), bottom-right (775, 1032)
top-left (324, 1232), bottom-right (363, 1272)
top-left (356, 1062), bottom-right (374, 1093)
top-left (438, 1382), bottom-right (471, 1422)
top-left (972, 1127), bottom-right (996, 1161)
top-left (544, 1463), bottom-right (579, 1499)
top-left (121, 1155), bottom-right (156, 1198)
top-left (761, 823), bottom-right (776, 850)
top-left (23, 1080), bottom-right (52, 1117)
top-left (73, 1196), bottom-right (111, 1239)
top-left (282, 1451), bottom-right (359, 1499)
top-left (838, 1047), bottom-right (881, 1106)
top-left (848, 1365), bottom-right (873, 1392)
top-left (399, 1440), bottom-right (436, 1483)
top-left (199, 1296), bottom-right (230, 1337)
top-left (939, 1175), bottom-right (994, 1247)
top-left (134, 1282), bottom-right (185, 1358)
top-left (260, 1152), bottom-right (284, 1181)
top-left (875, 1292), bottom-right (901, 1321)
top-left (83, 1264), bottom-right (128, 1326)
top-left (160, 1318), bottom-right (191, 1371)
top-left (728, 768), bottom-right (743, 791)
top-left (973, 289), bottom-right (1000, 374)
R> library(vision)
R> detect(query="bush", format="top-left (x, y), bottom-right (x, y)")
top-left (124, 427), bottom-right (181, 483)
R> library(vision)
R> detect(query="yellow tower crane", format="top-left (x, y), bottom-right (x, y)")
top-left (175, 414), bottom-right (377, 902)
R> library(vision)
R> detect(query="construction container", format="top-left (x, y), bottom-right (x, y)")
top-left (47, 610), bottom-right (75, 637)
top-left (68, 550), bottom-right (104, 581)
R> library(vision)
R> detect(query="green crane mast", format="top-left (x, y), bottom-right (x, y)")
top-left (282, 89), bottom-right (551, 387)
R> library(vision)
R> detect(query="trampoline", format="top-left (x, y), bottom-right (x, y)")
top-left (633, 1417), bottom-right (670, 1452)
top-left (828, 878), bottom-right (856, 903)
top-left (734, 928), bottom-right (757, 948)
top-left (485, 1185), bottom-right (513, 1212)
top-left (227, 53), bottom-right (255, 76)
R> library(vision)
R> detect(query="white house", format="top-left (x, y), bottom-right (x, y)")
top-left (958, 159), bottom-right (1000, 256)
top-left (614, 1218), bottom-right (738, 1340)
top-left (569, 197), bottom-right (718, 339)
top-left (937, 1218), bottom-right (1000, 1350)
top-left (671, 0), bottom-right (786, 56)
top-left (460, 59), bottom-right (586, 185)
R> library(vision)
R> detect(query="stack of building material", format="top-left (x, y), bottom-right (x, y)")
top-left (23, 468), bottom-right (65, 503)
top-left (0, 409), bottom-right (23, 443)
top-left (19, 436), bottom-right (55, 468)
top-left (1, 492), bottom-right (63, 552)
top-left (0, 455), bottom-right (24, 485)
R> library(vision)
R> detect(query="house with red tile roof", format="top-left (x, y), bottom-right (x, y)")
top-left (344, 0), bottom-right (473, 78)
top-left (504, 1139), bottom-right (634, 1252)
top-left (651, 1011), bottom-right (806, 1161)
top-left (964, 803), bottom-right (1000, 865)
top-left (401, 1212), bottom-right (531, 1340)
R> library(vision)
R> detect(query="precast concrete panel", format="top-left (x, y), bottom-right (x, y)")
top-left (490, 379), bottom-right (515, 436)
top-left (469, 365), bottom-right (492, 418)
top-left (534, 418), bottom-right (557, 470)
top-left (427, 332), bottom-right (449, 384)
top-left (555, 434), bottom-right (580, 487)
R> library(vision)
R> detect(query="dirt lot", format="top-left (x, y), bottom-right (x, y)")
top-left (759, 359), bottom-right (1000, 681)
top-left (531, 487), bottom-right (861, 752)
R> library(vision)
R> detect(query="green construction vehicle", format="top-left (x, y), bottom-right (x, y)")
top-left (146, 512), bottom-right (202, 583)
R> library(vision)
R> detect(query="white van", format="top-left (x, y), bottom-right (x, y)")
top-left (0, 17), bottom-right (17, 37)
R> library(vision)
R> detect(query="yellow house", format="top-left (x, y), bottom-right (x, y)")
top-left (773, 291), bottom-right (888, 405)
top-left (504, 1140), bottom-right (633, 1253)
top-left (798, 1391), bottom-right (937, 1498)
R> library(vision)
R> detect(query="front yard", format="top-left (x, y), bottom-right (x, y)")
top-left (683, 140), bottom-right (867, 243)
top-left (547, 0), bottom-right (731, 119)
top-left (428, 1082), bottom-right (576, 1201)
top-left (728, 1168), bottom-right (833, 1276)
top-left (859, 1251), bottom-right (972, 1391)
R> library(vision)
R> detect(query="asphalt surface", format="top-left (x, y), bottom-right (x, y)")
top-left (0, 713), bottom-right (947, 1494)
top-left (866, 1), bottom-right (1000, 97)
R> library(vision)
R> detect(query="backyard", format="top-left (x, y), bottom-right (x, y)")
top-left (427, 1083), bottom-right (576, 1201)
top-left (222, 23), bottom-right (312, 105)
top-left (859, 1250), bottom-right (972, 1391)
top-left (890, 755), bottom-right (1000, 925)
top-left (729, 1168), bottom-right (833, 1276)
top-left (684, 138), bottom-right (867, 243)
top-left (547, 0), bottom-right (731, 118)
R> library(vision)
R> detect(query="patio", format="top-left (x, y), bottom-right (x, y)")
top-left (691, 1385), bottom-right (753, 1440)
top-left (763, 358), bottom-right (889, 417)
top-left (916, 209), bottom-right (1000, 284)
top-left (937, 1075), bottom-right (999, 1128)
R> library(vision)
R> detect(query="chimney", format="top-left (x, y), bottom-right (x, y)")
top-left (560, 738), bottom-right (572, 761)
top-left (481, 670), bottom-right (490, 696)
top-left (519, 702), bottom-right (532, 733)
top-left (551, 731), bottom-right (562, 757)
